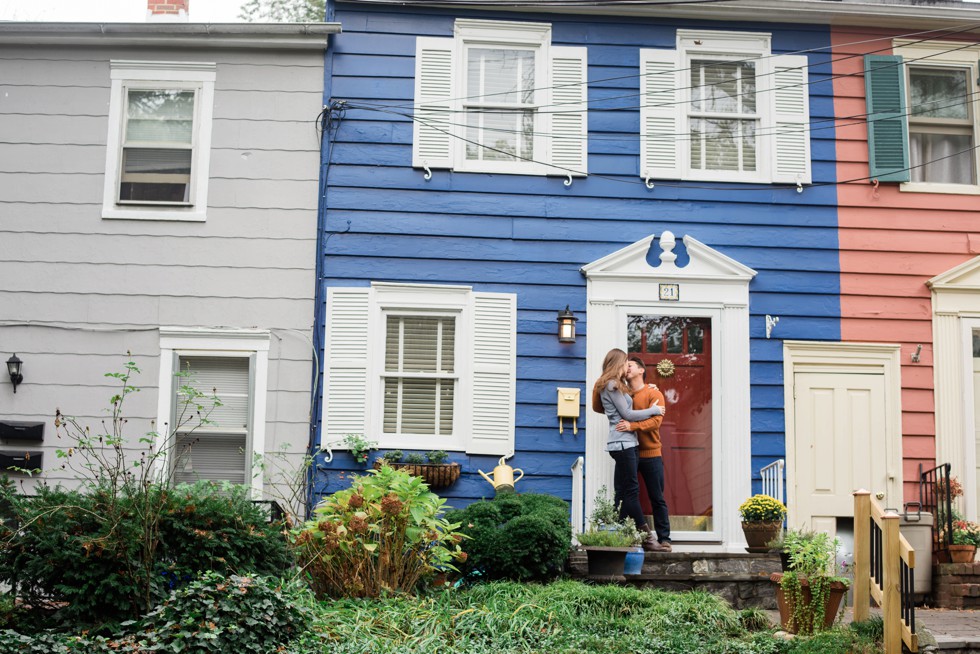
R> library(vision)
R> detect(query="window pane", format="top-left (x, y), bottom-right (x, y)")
top-left (910, 132), bottom-right (975, 184)
top-left (466, 48), bottom-right (535, 104)
top-left (119, 148), bottom-right (191, 202)
top-left (666, 323), bottom-right (683, 353)
top-left (126, 90), bottom-right (194, 143)
top-left (383, 377), bottom-right (455, 435)
top-left (645, 321), bottom-right (665, 354)
top-left (974, 331), bottom-right (980, 358)
top-left (691, 118), bottom-right (757, 172)
top-left (465, 110), bottom-right (534, 161)
top-left (691, 60), bottom-right (755, 114)
top-left (385, 316), bottom-right (455, 372)
top-left (688, 324), bottom-right (704, 353)
top-left (910, 68), bottom-right (968, 120)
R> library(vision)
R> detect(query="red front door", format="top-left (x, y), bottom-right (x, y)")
top-left (628, 315), bottom-right (713, 531)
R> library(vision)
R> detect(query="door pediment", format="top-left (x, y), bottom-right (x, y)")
top-left (928, 255), bottom-right (980, 291)
top-left (581, 232), bottom-right (757, 283)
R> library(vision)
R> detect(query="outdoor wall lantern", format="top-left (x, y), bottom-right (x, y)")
top-left (6, 354), bottom-right (23, 393)
top-left (557, 306), bottom-right (578, 343)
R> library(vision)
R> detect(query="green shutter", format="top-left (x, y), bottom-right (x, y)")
top-left (864, 54), bottom-right (910, 183)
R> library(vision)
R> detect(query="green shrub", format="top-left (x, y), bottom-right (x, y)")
top-left (446, 493), bottom-right (571, 582)
top-left (136, 571), bottom-right (309, 653)
top-left (290, 465), bottom-right (466, 598)
top-left (0, 481), bottom-right (291, 625)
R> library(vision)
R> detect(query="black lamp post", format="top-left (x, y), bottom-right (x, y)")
top-left (7, 354), bottom-right (23, 393)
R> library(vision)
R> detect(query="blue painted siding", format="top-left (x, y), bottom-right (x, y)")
top-left (315, 2), bottom-right (839, 506)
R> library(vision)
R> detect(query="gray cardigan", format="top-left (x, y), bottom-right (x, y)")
top-left (599, 380), bottom-right (664, 452)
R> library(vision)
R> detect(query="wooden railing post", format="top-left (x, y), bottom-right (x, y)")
top-left (854, 489), bottom-right (871, 622)
top-left (882, 512), bottom-right (901, 654)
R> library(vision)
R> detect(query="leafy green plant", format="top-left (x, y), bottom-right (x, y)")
top-left (379, 450), bottom-right (404, 464)
top-left (343, 433), bottom-right (376, 465)
top-left (405, 452), bottom-right (426, 464)
top-left (290, 465), bottom-right (465, 598)
top-left (575, 485), bottom-right (644, 549)
top-left (738, 494), bottom-right (787, 523)
top-left (953, 519), bottom-right (980, 546)
top-left (135, 572), bottom-right (309, 653)
top-left (446, 493), bottom-right (571, 582)
top-left (426, 450), bottom-right (449, 465)
top-left (779, 530), bottom-right (850, 635)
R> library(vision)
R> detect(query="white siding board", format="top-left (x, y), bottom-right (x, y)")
top-left (207, 178), bottom-right (318, 210)
top-left (208, 148), bottom-right (320, 181)
top-left (0, 173), bottom-right (102, 204)
top-left (0, 144), bottom-right (106, 174)
top-left (212, 90), bottom-right (323, 122)
top-left (0, 114), bottom-right (107, 145)
top-left (211, 119), bottom-right (319, 151)
top-left (0, 85), bottom-right (109, 115)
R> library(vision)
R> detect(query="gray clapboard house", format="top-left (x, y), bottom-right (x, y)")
top-left (0, 19), bottom-right (339, 510)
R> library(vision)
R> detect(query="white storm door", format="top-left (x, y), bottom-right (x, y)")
top-left (793, 371), bottom-right (892, 535)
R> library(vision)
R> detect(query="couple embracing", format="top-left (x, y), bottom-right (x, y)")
top-left (592, 348), bottom-right (672, 553)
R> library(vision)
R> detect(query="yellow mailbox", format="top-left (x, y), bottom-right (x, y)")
top-left (557, 387), bottom-right (581, 435)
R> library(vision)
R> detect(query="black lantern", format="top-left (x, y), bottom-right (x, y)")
top-left (6, 354), bottom-right (22, 393)
top-left (557, 306), bottom-right (578, 343)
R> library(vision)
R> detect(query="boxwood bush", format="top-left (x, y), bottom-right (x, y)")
top-left (446, 493), bottom-right (571, 582)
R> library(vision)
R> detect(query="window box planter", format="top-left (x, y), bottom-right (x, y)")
top-left (372, 460), bottom-right (461, 489)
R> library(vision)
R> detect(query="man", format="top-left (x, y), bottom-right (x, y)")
top-left (617, 357), bottom-right (671, 552)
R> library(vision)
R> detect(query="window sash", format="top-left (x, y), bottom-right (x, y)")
top-left (688, 58), bottom-right (760, 173)
top-left (119, 87), bottom-right (197, 205)
top-left (906, 65), bottom-right (976, 185)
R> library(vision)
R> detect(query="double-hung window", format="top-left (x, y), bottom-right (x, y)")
top-left (413, 19), bottom-right (588, 177)
top-left (866, 41), bottom-right (980, 192)
top-left (640, 30), bottom-right (810, 185)
top-left (323, 283), bottom-right (516, 455)
top-left (103, 61), bottom-right (216, 221)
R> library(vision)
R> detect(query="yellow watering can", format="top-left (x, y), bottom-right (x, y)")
top-left (478, 456), bottom-right (524, 493)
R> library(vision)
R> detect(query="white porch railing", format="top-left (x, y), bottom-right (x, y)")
top-left (571, 456), bottom-right (584, 537)
top-left (760, 458), bottom-right (785, 505)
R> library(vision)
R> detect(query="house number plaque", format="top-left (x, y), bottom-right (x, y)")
top-left (659, 283), bottom-right (679, 301)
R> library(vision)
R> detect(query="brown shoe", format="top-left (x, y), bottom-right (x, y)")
top-left (657, 541), bottom-right (672, 552)
top-left (643, 536), bottom-right (670, 553)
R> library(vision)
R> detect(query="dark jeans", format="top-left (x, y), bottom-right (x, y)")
top-left (638, 456), bottom-right (671, 543)
top-left (609, 446), bottom-right (647, 533)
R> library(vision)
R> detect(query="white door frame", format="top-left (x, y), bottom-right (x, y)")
top-left (929, 256), bottom-right (980, 521)
top-left (582, 232), bottom-right (755, 552)
top-left (783, 341), bottom-right (903, 528)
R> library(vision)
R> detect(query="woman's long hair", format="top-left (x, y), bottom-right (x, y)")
top-left (595, 348), bottom-right (629, 396)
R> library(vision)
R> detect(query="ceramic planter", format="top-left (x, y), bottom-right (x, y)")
top-left (741, 521), bottom-right (782, 553)
top-left (770, 572), bottom-right (848, 634)
top-left (949, 544), bottom-right (977, 563)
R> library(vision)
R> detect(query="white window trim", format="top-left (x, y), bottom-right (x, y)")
top-left (368, 283), bottom-right (473, 451)
top-left (156, 327), bottom-right (269, 498)
top-left (103, 61), bottom-right (216, 222)
top-left (677, 30), bottom-right (772, 184)
top-left (894, 40), bottom-right (980, 194)
top-left (452, 20), bottom-right (552, 176)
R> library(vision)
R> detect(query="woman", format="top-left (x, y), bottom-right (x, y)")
top-left (592, 348), bottom-right (664, 551)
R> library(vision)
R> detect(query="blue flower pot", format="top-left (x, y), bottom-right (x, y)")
top-left (624, 547), bottom-right (644, 575)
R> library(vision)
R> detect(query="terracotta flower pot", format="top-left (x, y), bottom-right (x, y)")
top-left (741, 521), bottom-right (782, 552)
top-left (949, 544), bottom-right (977, 563)
top-left (770, 572), bottom-right (848, 634)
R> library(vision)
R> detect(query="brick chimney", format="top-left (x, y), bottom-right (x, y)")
top-left (147, 0), bottom-right (189, 22)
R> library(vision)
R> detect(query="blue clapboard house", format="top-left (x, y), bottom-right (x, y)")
top-left (314, 0), bottom-right (839, 551)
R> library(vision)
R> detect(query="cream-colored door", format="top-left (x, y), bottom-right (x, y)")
top-left (973, 355), bottom-right (980, 514)
top-left (793, 371), bottom-right (893, 536)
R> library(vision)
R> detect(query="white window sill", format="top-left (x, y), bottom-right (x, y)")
top-left (378, 436), bottom-right (465, 452)
top-left (684, 170), bottom-right (770, 185)
top-left (102, 207), bottom-right (207, 221)
top-left (899, 181), bottom-right (980, 196)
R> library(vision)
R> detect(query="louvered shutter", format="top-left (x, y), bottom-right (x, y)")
top-left (413, 37), bottom-right (455, 170)
top-left (639, 48), bottom-right (683, 180)
top-left (467, 292), bottom-right (516, 456)
top-left (771, 55), bottom-right (811, 184)
top-left (174, 356), bottom-right (250, 485)
top-left (323, 288), bottom-right (371, 444)
top-left (549, 46), bottom-right (588, 176)
top-left (864, 54), bottom-right (910, 183)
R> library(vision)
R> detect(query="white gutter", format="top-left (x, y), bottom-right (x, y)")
top-left (342, 0), bottom-right (980, 29)
top-left (0, 22), bottom-right (342, 49)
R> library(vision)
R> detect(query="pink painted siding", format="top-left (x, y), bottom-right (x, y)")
top-left (833, 27), bottom-right (980, 501)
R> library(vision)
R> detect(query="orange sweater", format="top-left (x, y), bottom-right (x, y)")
top-left (629, 385), bottom-right (665, 458)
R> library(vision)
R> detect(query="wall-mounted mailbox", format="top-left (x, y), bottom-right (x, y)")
top-left (0, 421), bottom-right (44, 442)
top-left (557, 387), bottom-right (581, 435)
top-left (0, 450), bottom-right (42, 473)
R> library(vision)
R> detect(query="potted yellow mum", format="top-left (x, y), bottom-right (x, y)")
top-left (738, 494), bottom-right (787, 552)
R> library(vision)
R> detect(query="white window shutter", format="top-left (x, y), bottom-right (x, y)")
top-left (413, 37), bottom-right (455, 170)
top-left (549, 46), bottom-right (588, 177)
top-left (467, 292), bottom-right (516, 456)
top-left (324, 288), bottom-right (371, 444)
top-left (771, 55), bottom-right (811, 184)
top-left (639, 48), bottom-right (682, 180)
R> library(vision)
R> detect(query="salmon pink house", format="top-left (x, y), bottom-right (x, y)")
top-left (312, 0), bottom-right (980, 552)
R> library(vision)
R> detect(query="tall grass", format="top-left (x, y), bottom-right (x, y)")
top-left (293, 581), bottom-right (882, 654)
